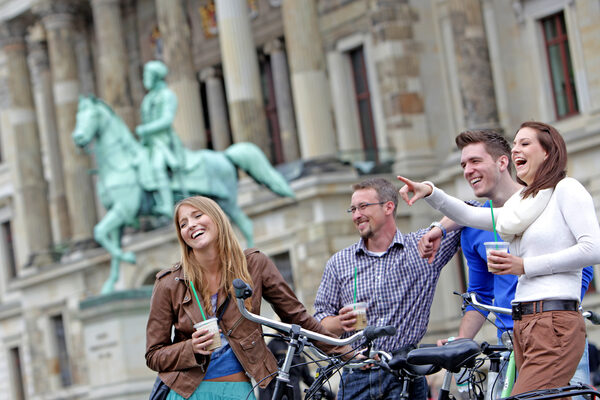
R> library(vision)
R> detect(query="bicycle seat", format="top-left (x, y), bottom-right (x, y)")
top-left (406, 338), bottom-right (481, 373)
top-left (388, 351), bottom-right (441, 376)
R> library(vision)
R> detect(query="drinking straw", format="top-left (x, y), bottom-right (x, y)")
top-left (189, 281), bottom-right (207, 321)
top-left (353, 266), bottom-right (358, 305)
top-left (490, 200), bottom-right (499, 246)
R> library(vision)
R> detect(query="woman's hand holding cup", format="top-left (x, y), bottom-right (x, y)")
top-left (191, 318), bottom-right (221, 355)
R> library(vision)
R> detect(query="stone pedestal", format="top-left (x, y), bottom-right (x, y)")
top-left (79, 288), bottom-right (155, 399)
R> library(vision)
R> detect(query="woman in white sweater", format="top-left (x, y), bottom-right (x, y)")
top-left (398, 121), bottom-right (600, 395)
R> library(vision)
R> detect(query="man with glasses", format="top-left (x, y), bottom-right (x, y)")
top-left (313, 178), bottom-right (462, 399)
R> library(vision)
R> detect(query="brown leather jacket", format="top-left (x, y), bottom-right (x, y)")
top-left (146, 248), bottom-right (343, 398)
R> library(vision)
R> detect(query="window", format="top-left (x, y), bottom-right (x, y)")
top-left (9, 347), bottom-right (26, 400)
top-left (349, 46), bottom-right (377, 162)
top-left (540, 12), bottom-right (578, 119)
top-left (2, 221), bottom-right (16, 278)
top-left (259, 54), bottom-right (284, 165)
top-left (199, 80), bottom-right (213, 150)
top-left (50, 314), bottom-right (73, 387)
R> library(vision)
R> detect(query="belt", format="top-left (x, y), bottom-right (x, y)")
top-left (512, 300), bottom-right (579, 320)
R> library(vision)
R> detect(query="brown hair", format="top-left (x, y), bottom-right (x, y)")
top-left (174, 196), bottom-right (253, 315)
top-left (516, 121), bottom-right (567, 198)
top-left (352, 178), bottom-right (399, 217)
top-left (455, 129), bottom-right (513, 174)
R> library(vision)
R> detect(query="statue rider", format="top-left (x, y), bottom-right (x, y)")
top-left (136, 61), bottom-right (181, 218)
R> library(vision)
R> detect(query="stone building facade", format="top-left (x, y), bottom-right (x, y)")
top-left (0, 0), bottom-right (598, 398)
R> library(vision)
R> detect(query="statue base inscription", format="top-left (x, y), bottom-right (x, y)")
top-left (79, 288), bottom-right (155, 399)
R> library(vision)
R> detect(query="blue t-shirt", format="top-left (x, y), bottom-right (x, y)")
top-left (203, 293), bottom-right (244, 379)
top-left (462, 201), bottom-right (594, 338)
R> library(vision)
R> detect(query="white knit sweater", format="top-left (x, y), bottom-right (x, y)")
top-left (425, 177), bottom-right (600, 302)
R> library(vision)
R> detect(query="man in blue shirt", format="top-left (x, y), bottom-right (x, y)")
top-left (421, 129), bottom-right (593, 397)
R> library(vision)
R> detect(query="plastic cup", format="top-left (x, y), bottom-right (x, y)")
top-left (193, 317), bottom-right (221, 351)
top-left (345, 302), bottom-right (368, 331)
top-left (483, 242), bottom-right (510, 273)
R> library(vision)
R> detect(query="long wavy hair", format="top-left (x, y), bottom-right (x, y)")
top-left (516, 121), bottom-right (567, 199)
top-left (174, 196), bottom-right (253, 314)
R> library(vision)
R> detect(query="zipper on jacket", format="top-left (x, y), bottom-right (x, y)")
top-left (226, 315), bottom-right (245, 337)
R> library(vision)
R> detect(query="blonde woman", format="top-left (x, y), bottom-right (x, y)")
top-left (146, 196), bottom-right (344, 400)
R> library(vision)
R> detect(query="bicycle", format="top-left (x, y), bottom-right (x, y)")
top-left (233, 278), bottom-right (401, 399)
top-left (406, 337), bottom-right (600, 399)
top-left (464, 291), bottom-right (600, 399)
top-left (406, 291), bottom-right (600, 400)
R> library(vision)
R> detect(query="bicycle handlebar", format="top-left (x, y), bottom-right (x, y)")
top-left (232, 279), bottom-right (396, 346)
top-left (583, 310), bottom-right (600, 325)
top-left (459, 291), bottom-right (600, 325)
top-left (364, 325), bottom-right (397, 341)
top-left (458, 291), bottom-right (512, 315)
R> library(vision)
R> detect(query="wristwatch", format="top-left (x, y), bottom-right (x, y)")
top-left (428, 221), bottom-right (447, 239)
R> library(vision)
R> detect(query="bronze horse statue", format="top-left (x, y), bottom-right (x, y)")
top-left (72, 96), bottom-right (294, 293)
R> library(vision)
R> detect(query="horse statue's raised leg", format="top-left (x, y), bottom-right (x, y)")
top-left (94, 205), bottom-right (138, 294)
top-left (101, 229), bottom-right (126, 294)
top-left (94, 209), bottom-right (137, 265)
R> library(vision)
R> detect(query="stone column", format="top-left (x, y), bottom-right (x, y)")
top-left (264, 39), bottom-right (299, 162)
top-left (26, 23), bottom-right (71, 245)
top-left (281, 0), bottom-right (336, 159)
top-left (123, 0), bottom-right (145, 118)
top-left (155, 0), bottom-right (206, 150)
top-left (448, 0), bottom-right (499, 129)
top-left (35, 0), bottom-right (97, 243)
top-left (327, 50), bottom-right (362, 162)
top-left (200, 67), bottom-right (231, 151)
top-left (368, 1), bottom-right (435, 177)
top-left (73, 19), bottom-right (96, 97)
top-left (0, 20), bottom-right (52, 267)
top-left (91, 0), bottom-right (135, 128)
top-left (215, 0), bottom-right (269, 155)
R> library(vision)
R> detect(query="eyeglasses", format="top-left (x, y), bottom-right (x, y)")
top-left (346, 202), bottom-right (386, 214)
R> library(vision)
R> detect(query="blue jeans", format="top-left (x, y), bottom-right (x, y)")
top-left (338, 368), bottom-right (428, 400)
top-left (571, 338), bottom-right (590, 400)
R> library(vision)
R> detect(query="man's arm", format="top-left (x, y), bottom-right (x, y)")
top-left (458, 310), bottom-right (487, 339)
top-left (320, 306), bottom-right (357, 337)
top-left (321, 316), bottom-right (344, 337)
top-left (420, 216), bottom-right (462, 263)
top-left (437, 310), bottom-right (486, 346)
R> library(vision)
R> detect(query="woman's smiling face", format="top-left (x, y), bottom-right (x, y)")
top-left (177, 203), bottom-right (216, 252)
top-left (512, 127), bottom-right (548, 186)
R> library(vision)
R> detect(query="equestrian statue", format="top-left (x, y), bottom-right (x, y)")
top-left (72, 61), bottom-right (294, 294)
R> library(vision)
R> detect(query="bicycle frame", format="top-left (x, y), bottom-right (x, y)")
top-left (463, 292), bottom-right (600, 399)
top-left (463, 292), bottom-right (515, 399)
top-left (232, 279), bottom-right (396, 400)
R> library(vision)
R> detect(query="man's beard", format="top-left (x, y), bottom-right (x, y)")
top-left (359, 226), bottom-right (373, 240)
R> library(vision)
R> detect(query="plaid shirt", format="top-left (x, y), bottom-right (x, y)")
top-left (314, 228), bottom-right (461, 352)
